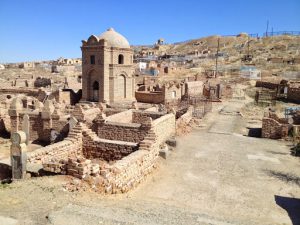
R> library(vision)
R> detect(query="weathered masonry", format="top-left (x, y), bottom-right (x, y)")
top-left (81, 28), bottom-right (135, 103)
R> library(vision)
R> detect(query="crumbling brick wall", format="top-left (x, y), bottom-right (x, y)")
top-left (262, 117), bottom-right (289, 139)
top-left (27, 125), bottom-right (83, 163)
top-left (132, 110), bottom-right (165, 123)
top-left (38, 111), bottom-right (176, 194)
top-left (15, 113), bottom-right (68, 143)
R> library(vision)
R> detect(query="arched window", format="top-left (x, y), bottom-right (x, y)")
top-left (118, 54), bottom-right (124, 64)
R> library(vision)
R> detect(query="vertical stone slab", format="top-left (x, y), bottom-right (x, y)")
top-left (22, 114), bottom-right (30, 145)
top-left (10, 131), bottom-right (27, 180)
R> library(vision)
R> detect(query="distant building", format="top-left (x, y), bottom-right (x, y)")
top-left (19, 62), bottom-right (35, 69)
top-left (240, 66), bottom-right (261, 79)
top-left (137, 62), bottom-right (147, 71)
top-left (156, 38), bottom-right (165, 45)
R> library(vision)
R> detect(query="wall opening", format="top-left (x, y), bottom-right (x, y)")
top-left (118, 54), bottom-right (124, 64)
top-left (92, 81), bottom-right (99, 101)
top-left (90, 55), bottom-right (95, 65)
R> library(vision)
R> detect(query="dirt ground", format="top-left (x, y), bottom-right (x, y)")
top-left (0, 98), bottom-right (300, 225)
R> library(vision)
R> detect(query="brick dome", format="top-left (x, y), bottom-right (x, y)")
top-left (98, 28), bottom-right (130, 48)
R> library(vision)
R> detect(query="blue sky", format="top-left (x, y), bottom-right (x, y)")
top-left (0, 0), bottom-right (299, 63)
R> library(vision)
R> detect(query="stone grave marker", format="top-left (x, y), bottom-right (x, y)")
top-left (10, 131), bottom-right (27, 180)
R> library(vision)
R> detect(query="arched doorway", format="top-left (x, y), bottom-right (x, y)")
top-left (92, 81), bottom-right (99, 101)
top-left (116, 75), bottom-right (126, 99)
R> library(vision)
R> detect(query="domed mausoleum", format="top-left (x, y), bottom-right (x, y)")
top-left (81, 28), bottom-right (134, 103)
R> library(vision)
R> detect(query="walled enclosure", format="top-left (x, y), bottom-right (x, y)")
top-left (262, 112), bottom-right (289, 139)
top-left (28, 108), bottom-right (176, 193)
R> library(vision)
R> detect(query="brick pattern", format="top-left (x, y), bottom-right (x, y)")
top-left (262, 113), bottom-right (289, 139)
top-left (97, 122), bottom-right (147, 143)
top-left (36, 111), bottom-right (176, 194)
top-left (67, 158), bottom-right (100, 179)
top-left (28, 124), bottom-right (83, 163)
top-left (82, 124), bottom-right (139, 161)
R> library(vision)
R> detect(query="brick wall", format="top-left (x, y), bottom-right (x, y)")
top-left (34, 110), bottom-right (176, 194)
top-left (132, 110), bottom-right (165, 124)
top-left (28, 125), bottom-right (83, 163)
top-left (176, 108), bottom-right (193, 130)
top-left (96, 121), bottom-right (147, 143)
top-left (262, 117), bottom-right (289, 139)
top-left (13, 112), bottom-right (68, 143)
top-left (256, 81), bottom-right (278, 90)
top-left (82, 131), bottom-right (138, 161)
top-left (135, 91), bottom-right (164, 104)
top-left (152, 113), bottom-right (176, 144)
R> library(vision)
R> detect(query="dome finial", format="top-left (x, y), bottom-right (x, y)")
top-left (107, 27), bottom-right (114, 31)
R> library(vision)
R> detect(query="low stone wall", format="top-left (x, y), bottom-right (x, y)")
top-left (106, 149), bottom-right (158, 193)
top-left (11, 112), bottom-right (68, 143)
top-left (0, 88), bottom-right (40, 97)
top-left (97, 121), bottom-right (148, 143)
top-left (176, 108), bottom-right (193, 130)
top-left (83, 129), bottom-right (138, 161)
top-left (262, 117), bottom-right (289, 139)
top-left (35, 111), bottom-right (176, 194)
top-left (256, 81), bottom-right (278, 90)
top-left (28, 126), bottom-right (83, 163)
top-left (152, 113), bottom-right (176, 144)
top-left (135, 91), bottom-right (164, 104)
top-left (66, 158), bottom-right (100, 179)
top-left (132, 110), bottom-right (165, 124)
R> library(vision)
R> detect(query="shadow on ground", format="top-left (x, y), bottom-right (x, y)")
top-left (247, 127), bottom-right (262, 137)
top-left (275, 195), bottom-right (300, 225)
top-left (0, 163), bottom-right (11, 182)
top-left (266, 170), bottom-right (300, 187)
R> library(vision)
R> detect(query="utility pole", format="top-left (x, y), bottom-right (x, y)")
top-left (266, 20), bottom-right (269, 37)
top-left (271, 27), bottom-right (274, 37)
top-left (215, 38), bottom-right (220, 78)
top-left (247, 36), bottom-right (250, 56)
